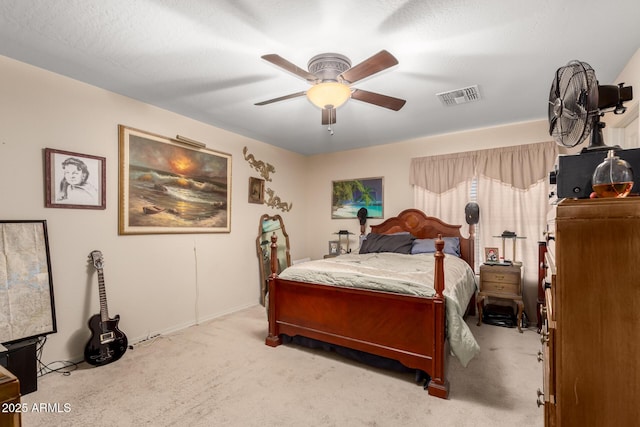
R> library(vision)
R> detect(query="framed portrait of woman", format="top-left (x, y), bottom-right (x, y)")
top-left (44, 148), bottom-right (106, 209)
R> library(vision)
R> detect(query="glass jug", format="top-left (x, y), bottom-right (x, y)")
top-left (592, 149), bottom-right (634, 198)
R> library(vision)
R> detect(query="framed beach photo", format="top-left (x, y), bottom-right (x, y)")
top-left (331, 177), bottom-right (383, 219)
top-left (44, 148), bottom-right (106, 209)
top-left (118, 125), bottom-right (231, 235)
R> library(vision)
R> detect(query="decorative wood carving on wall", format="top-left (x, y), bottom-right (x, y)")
top-left (243, 146), bottom-right (275, 182)
top-left (265, 188), bottom-right (292, 212)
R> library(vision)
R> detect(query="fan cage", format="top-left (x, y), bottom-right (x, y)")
top-left (548, 60), bottom-right (599, 148)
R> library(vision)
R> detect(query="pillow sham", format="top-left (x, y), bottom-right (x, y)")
top-left (411, 237), bottom-right (461, 257)
top-left (359, 233), bottom-right (415, 254)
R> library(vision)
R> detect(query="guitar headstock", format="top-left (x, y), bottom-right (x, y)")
top-left (89, 250), bottom-right (104, 270)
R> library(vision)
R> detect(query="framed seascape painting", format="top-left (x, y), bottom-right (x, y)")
top-left (118, 125), bottom-right (231, 235)
top-left (44, 148), bottom-right (106, 209)
top-left (331, 177), bottom-right (383, 219)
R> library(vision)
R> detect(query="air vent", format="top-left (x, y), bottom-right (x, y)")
top-left (436, 85), bottom-right (481, 106)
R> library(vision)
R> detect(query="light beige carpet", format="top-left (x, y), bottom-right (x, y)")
top-left (22, 305), bottom-right (542, 427)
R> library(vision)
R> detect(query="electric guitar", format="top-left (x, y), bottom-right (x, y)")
top-left (84, 250), bottom-right (128, 366)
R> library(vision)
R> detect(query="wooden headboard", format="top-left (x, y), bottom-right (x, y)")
top-left (370, 209), bottom-right (475, 270)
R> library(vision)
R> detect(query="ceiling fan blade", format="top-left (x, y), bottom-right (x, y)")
top-left (261, 54), bottom-right (318, 83)
top-left (351, 89), bottom-right (406, 111)
top-left (254, 91), bottom-right (306, 106)
top-left (321, 108), bottom-right (336, 125)
top-left (338, 50), bottom-right (399, 84)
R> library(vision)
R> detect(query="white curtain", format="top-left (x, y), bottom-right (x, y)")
top-left (411, 151), bottom-right (476, 228)
top-left (410, 141), bottom-right (559, 319)
top-left (413, 180), bottom-right (471, 228)
top-left (477, 176), bottom-right (549, 318)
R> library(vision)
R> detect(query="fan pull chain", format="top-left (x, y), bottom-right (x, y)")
top-left (327, 108), bottom-right (335, 135)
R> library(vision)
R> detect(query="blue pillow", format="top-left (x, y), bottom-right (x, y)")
top-left (411, 237), bottom-right (461, 257)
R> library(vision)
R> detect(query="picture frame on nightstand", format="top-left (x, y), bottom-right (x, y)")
top-left (484, 247), bottom-right (499, 263)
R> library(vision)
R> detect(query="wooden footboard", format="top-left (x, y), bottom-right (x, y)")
top-left (266, 237), bottom-right (450, 398)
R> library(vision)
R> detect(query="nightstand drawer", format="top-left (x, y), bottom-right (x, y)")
top-left (482, 270), bottom-right (519, 284)
top-left (481, 280), bottom-right (519, 294)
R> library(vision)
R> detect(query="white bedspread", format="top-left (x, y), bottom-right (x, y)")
top-left (279, 252), bottom-right (480, 367)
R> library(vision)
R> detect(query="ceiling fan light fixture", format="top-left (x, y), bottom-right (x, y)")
top-left (306, 82), bottom-right (351, 109)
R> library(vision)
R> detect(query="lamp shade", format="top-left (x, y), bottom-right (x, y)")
top-left (307, 82), bottom-right (351, 109)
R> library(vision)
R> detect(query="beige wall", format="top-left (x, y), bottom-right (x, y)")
top-left (0, 55), bottom-right (308, 365)
top-left (603, 47), bottom-right (640, 145)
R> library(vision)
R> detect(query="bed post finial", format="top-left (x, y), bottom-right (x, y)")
top-left (270, 232), bottom-right (278, 278)
top-left (434, 234), bottom-right (445, 298)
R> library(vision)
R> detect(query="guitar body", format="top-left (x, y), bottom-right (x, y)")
top-left (84, 250), bottom-right (128, 367)
top-left (84, 313), bottom-right (128, 366)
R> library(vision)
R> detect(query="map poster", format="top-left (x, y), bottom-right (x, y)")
top-left (0, 220), bottom-right (57, 344)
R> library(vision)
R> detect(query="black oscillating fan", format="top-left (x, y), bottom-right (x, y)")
top-left (548, 60), bottom-right (633, 150)
top-left (548, 61), bottom-right (598, 148)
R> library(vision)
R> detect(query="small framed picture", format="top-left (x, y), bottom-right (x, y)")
top-left (248, 177), bottom-right (265, 204)
top-left (328, 240), bottom-right (339, 255)
top-left (485, 247), bottom-right (499, 263)
top-left (44, 148), bottom-right (106, 209)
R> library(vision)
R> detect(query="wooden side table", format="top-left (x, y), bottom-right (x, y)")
top-left (477, 263), bottom-right (524, 333)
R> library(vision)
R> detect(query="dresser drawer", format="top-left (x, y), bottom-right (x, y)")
top-left (540, 287), bottom-right (556, 410)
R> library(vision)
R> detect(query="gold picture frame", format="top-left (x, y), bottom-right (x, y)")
top-left (118, 125), bottom-right (231, 234)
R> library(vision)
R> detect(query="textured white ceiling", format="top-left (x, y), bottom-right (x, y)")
top-left (1, 0), bottom-right (639, 155)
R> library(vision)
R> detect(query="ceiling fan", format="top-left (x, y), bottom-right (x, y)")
top-left (255, 50), bottom-right (406, 130)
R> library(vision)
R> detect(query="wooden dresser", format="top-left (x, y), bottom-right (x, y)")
top-left (0, 365), bottom-right (21, 427)
top-left (539, 198), bottom-right (640, 426)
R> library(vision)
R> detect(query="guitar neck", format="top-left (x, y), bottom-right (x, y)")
top-left (96, 268), bottom-right (110, 323)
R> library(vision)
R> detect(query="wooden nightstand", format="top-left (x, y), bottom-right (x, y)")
top-left (477, 263), bottom-right (524, 333)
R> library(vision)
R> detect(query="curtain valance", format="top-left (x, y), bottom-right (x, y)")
top-left (410, 141), bottom-right (558, 194)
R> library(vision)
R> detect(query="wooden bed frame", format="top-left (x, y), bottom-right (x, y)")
top-left (265, 209), bottom-right (475, 399)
